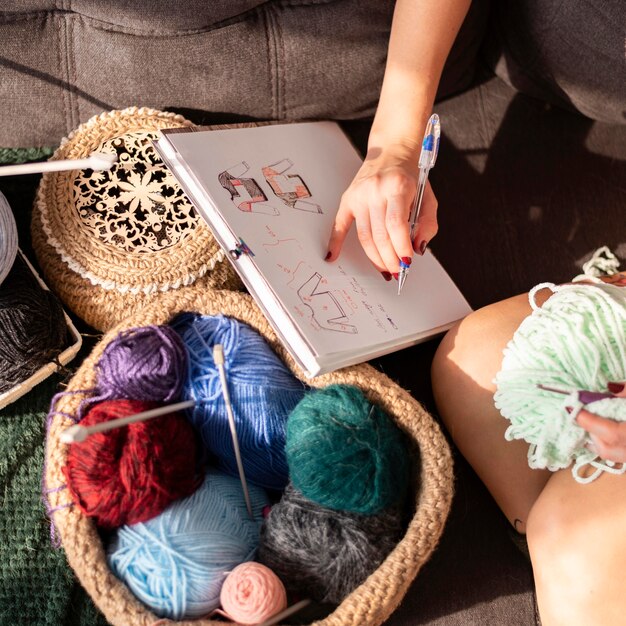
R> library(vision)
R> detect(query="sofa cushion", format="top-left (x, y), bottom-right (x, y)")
top-left (0, 0), bottom-right (489, 148)
top-left (0, 1), bottom-right (394, 147)
top-left (483, 0), bottom-right (626, 124)
top-left (1, 1), bottom-right (267, 29)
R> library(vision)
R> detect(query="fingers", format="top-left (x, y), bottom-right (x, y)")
top-left (411, 181), bottom-right (438, 255)
top-left (576, 409), bottom-right (626, 463)
top-left (327, 181), bottom-right (405, 275)
top-left (576, 409), bottom-right (620, 440)
top-left (326, 163), bottom-right (440, 275)
top-left (327, 196), bottom-right (390, 278)
top-left (354, 208), bottom-right (390, 276)
top-left (608, 381), bottom-right (626, 397)
top-left (575, 381), bottom-right (626, 463)
top-left (384, 174), bottom-right (417, 265)
top-left (326, 201), bottom-right (353, 263)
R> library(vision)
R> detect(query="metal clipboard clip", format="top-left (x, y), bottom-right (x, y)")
top-left (229, 238), bottom-right (255, 260)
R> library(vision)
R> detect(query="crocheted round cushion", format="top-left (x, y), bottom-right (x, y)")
top-left (31, 107), bottom-right (241, 331)
top-left (45, 286), bottom-right (454, 626)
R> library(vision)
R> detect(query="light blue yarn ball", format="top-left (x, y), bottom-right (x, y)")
top-left (107, 469), bottom-right (270, 620)
top-left (176, 314), bottom-right (308, 491)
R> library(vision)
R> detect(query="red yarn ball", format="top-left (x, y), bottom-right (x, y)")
top-left (63, 399), bottom-right (202, 530)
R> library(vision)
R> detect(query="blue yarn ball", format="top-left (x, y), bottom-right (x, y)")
top-left (286, 384), bottom-right (410, 515)
top-left (176, 314), bottom-right (307, 491)
top-left (107, 469), bottom-right (270, 620)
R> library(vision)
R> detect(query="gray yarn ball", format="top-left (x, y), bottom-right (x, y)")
top-left (0, 192), bottom-right (18, 286)
top-left (258, 484), bottom-right (405, 604)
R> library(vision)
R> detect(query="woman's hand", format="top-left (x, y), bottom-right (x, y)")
top-left (576, 383), bottom-right (626, 462)
top-left (325, 143), bottom-right (438, 278)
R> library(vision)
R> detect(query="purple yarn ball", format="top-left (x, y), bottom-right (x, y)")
top-left (95, 325), bottom-right (187, 403)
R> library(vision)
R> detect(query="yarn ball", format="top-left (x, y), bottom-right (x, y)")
top-left (94, 324), bottom-right (187, 403)
top-left (286, 384), bottom-right (410, 514)
top-left (0, 253), bottom-right (68, 394)
top-left (0, 191), bottom-right (18, 286)
top-left (177, 314), bottom-right (307, 490)
top-left (108, 469), bottom-right (270, 620)
top-left (494, 282), bottom-right (626, 482)
top-left (219, 562), bottom-right (287, 625)
top-left (63, 399), bottom-right (202, 529)
top-left (258, 484), bottom-right (405, 604)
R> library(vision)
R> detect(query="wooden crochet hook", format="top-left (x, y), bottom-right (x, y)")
top-left (0, 152), bottom-right (117, 177)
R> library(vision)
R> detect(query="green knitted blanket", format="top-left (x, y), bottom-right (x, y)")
top-left (0, 157), bottom-right (108, 625)
top-left (0, 378), bottom-right (108, 626)
top-left (0, 147), bottom-right (53, 165)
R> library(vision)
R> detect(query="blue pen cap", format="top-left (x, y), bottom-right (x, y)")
top-left (419, 114), bottom-right (441, 170)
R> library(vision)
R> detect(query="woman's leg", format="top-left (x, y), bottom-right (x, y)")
top-left (527, 469), bottom-right (626, 626)
top-left (431, 293), bottom-right (552, 532)
top-left (432, 291), bottom-right (626, 625)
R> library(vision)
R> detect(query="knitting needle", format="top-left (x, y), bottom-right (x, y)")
top-left (257, 599), bottom-right (312, 626)
top-left (60, 399), bottom-right (195, 444)
top-left (213, 343), bottom-right (254, 519)
top-left (0, 152), bottom-right (117, 177)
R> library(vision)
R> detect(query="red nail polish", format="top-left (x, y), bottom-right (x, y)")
top-left (565, 406), bottom-right (573, 414)
top-left (400, 256), bottom-right (412, 267)
top-left (419, 240), bottom-right (427, 255)
top-left (262, 505), bottom-right (272, 518)
top-left (381, 271), bottom-right (392, 281)
top-left (392, 273), bottom-right (399, 280)
top-left (325, 251), bottom-right (332, 261)
top-left (608, 382), bottom-right (625, 394)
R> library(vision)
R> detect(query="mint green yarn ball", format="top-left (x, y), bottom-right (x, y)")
top-left (285, 384), bottom-right (410, 515)
top-left (494, 282), bottom-right (626, 482)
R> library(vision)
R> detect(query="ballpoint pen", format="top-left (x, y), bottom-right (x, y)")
top-left (397, 113), bottom-right (441, 295)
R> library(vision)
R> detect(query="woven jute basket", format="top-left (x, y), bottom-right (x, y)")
top-left (31, 107), bottom-right (241, 332)
top-left (45, 286), bottom-right (454, 626)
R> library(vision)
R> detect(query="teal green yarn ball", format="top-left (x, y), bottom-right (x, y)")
top-left (285, 384), bottom-right (410, 515)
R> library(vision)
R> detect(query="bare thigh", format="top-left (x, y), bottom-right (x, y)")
top-left (528, 468), bottom-right (626, 626)
top-left (431, 292), bottom-right (551, 531)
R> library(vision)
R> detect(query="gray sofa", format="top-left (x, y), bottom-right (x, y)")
top-left (0, 0), bottom-right (489, 148)
top-left (1, 1), bottom-right (625, 625)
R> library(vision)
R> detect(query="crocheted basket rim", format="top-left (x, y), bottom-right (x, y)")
top-left (45, 286), bottom-right (454, 626)
top-left (35, 107), bottom-right (224, 295)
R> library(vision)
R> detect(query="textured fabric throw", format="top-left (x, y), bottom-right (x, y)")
top-left (0, 147), bottom-right (53, 165)
top-left (0, 377), bottom-right (108, 626)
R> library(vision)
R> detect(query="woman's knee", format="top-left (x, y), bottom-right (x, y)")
top-left (527, 474), bottom-right (626, 625)
top-left (432, 294), bottom-right (533, 411)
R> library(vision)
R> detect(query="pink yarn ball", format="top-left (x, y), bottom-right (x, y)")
top-left (220, 562), bottom-right (288, 625)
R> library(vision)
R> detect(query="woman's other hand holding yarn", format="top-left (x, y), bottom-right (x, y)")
top-left (577, 383), bottom-right (626, 462)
